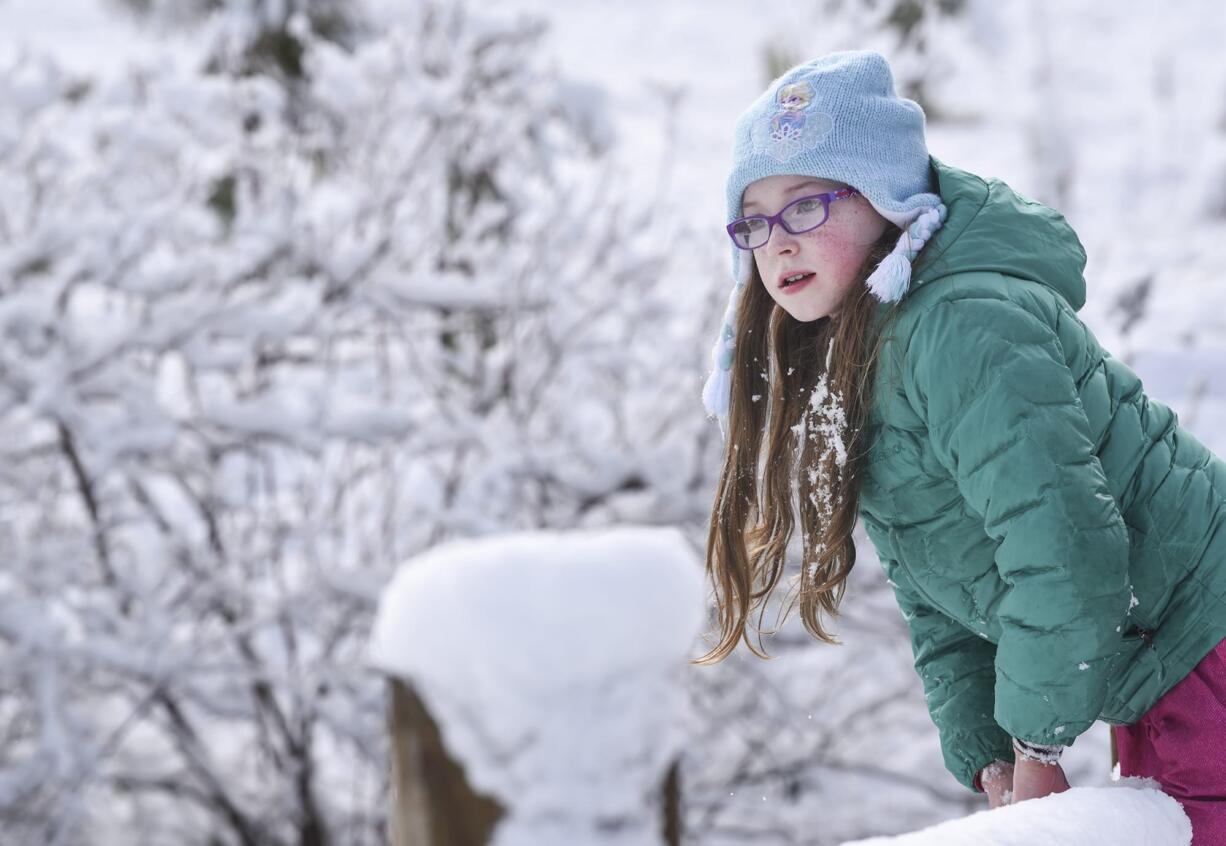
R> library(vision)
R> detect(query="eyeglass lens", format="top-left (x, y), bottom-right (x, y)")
top-left (729, 196), bottom-right (830, 249)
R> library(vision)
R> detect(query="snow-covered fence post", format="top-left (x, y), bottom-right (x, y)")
top-left (368, 526), bottom-right (706, 846)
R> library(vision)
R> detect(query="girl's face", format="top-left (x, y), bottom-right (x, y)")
top-left (741, 174), bottom-right (890, 322)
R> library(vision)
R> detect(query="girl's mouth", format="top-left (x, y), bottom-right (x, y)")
top-left (781, 272), bottom-right (815, 293)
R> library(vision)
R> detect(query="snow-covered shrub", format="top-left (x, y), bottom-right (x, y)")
top-left (0, 2), bottom-right (699, 842)
top-left (104, 0), bottom-right (364, 81)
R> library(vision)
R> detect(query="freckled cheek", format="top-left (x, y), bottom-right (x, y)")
top-left (805, 234), bottom-right (866, 282)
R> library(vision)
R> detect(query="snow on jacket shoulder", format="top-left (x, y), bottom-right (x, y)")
top-left (858, 156), bottom-right (1226, 793)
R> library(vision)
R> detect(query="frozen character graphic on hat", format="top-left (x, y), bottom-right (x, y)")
top-left (751, 78), bottom-right (833, 163)
top-left (778, 80), bottom-right (814, 110)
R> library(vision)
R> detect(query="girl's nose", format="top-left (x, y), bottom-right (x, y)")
top-left (765, 222), bottom-right (800, 254)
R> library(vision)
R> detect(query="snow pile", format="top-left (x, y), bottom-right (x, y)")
top-left (368, 525), bottom-right (706, 846)
top-left (840, 777), bottom-right (1192, 846)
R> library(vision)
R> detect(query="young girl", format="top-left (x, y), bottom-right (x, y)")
top-left (696, 50), bottom-right (1226, 840)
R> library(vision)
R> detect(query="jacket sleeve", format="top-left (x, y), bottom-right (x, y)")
top-left (901, 295), bottom-right (1132, 748)
top-left (885, 561), bottom-right (1014, 792)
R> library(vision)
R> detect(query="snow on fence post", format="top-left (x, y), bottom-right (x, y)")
top-left (368, 526), bottom-right (706, 846)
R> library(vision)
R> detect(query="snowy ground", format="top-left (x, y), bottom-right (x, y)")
top-left (841, 777), bottom-right (1191, 845)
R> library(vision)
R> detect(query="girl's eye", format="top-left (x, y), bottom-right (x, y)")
top-left (795, 199), bottom-right (822, 213)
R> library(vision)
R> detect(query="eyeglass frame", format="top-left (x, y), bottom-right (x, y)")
top-left (726, 187), bottom-right (862, 250)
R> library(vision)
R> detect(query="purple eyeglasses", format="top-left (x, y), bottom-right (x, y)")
top-left (727, 187), bottom-right (861, 250)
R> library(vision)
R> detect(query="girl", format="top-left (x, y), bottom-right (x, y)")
top-left (695, 50), bottom-right (1226, 840)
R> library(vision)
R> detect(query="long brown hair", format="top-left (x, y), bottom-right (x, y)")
top-left (693, 225), bottom-right (905, 664)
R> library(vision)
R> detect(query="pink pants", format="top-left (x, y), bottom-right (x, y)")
top-left (1113, 637), bottom-right (1226, 845)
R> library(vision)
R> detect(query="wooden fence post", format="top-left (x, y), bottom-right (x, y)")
top-left (386, 678), bottom-right (505, 846)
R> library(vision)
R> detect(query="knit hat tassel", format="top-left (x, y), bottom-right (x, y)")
top-left (865, 203), bottom-right (948, 303)
top-left (701, 279), bottom-right (746, 429)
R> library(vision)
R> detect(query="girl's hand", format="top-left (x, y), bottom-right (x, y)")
top-left (979, 760), bottom-right (1015, 809)
top-left (1010, 754), bottom-right (1070, 803)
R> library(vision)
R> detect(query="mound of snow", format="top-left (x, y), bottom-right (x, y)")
top-left (840, 777), bottom-right (1191, 846)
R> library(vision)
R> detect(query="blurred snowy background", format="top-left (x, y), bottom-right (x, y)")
top-left (1, 0), bottom-right (1224, 843)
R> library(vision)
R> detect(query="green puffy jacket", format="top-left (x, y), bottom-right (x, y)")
top-left (858, 156), bottom-right (1226, 793)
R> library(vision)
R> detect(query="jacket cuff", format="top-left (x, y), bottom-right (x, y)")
top-left (1012, 736), bottom-right (1065, 764)
top-left (953, 733), bottom-right (1016, 793)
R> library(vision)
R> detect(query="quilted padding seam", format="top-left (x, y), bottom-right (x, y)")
top-left (897, 288), bottom-right (1068, 422)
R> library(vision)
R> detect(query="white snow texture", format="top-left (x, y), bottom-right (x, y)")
top-left (840, 777), bottom-right (1192, 846)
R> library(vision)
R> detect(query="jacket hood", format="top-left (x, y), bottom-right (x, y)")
top-left (907, 156), bottom-right (1088, 311)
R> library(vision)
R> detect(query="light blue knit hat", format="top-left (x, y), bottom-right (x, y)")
top-left (701, 50), bottom-right (948, 432)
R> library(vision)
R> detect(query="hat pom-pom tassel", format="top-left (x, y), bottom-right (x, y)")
top-left (702, 365), bottom-right (732, 428)
top-left (865, 251), bottom-right (912, 303)
top-left (701, 331), bottom-right (735, 441)
top-left (864, 203), bottom-right (946, 303)
top-left (701, 279), bottom-right (743, 426)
